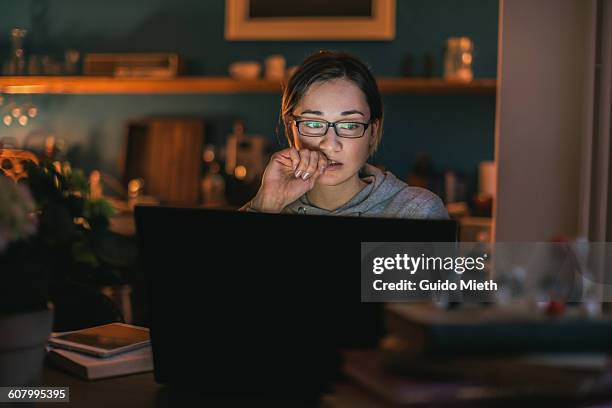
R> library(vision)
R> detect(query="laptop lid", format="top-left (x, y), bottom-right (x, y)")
top-left (135, 206), bottom-right (457, 398)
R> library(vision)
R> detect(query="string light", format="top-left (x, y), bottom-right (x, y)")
top-left (234, 165), bottom-right (247, 180)
top-left (0, 96), bottom-right (38, 127)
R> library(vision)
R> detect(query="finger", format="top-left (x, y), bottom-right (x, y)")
top-left (310, 153), bottom-right (328, 183)
top-left (316, 153), bottom-right (328, 175)
top-left (288, 148), bottom-right (300, 171)
top-left (295, 149), bottom-right (311, 178)
top-left (302, 150), bottom-right (320, 180)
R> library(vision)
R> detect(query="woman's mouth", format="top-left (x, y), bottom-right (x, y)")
top-left (325, 160), bottom-right (343, 171)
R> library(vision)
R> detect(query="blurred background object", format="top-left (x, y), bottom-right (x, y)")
top-left (406, 154), bottom-right (443, 196)
top-left (63, 49), bottom-right (81, 75)
top-left (444, 37), bottom-right (474, 82)
top-left (229, 61), bottom-right (262, 80)
top-left (264, 54), bottom-right (286, 80)
top-left (84, 53), bottom-right (182, 78)
top-left (225, 119), bottom-right (268, 185)
top-left (3, 28), bottom-right (27, 75)
top-left (0, 148), bottom-right (38, 181)
top-left (201, 144), bottom-right (227, 208)
top-left (122, 118), bottom-right (204, 206)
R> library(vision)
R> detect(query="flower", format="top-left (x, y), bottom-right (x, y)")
top-left (0, 176), bottom-right (38, 253)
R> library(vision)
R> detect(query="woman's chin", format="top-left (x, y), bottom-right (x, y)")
top-left (315, 171), bottom-right (346, 186)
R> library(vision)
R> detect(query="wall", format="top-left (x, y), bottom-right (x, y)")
top-left (494, 0), bottom-right (594, 241)
top-left (0, 0), bottom-right (498, 199)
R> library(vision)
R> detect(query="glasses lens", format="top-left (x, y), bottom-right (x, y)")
top-left (336, 122), bottom-right (365, 138)
top-left (298, 120), bottom-right (327, 136)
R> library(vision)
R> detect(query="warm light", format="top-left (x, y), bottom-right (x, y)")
top-left (11, 107), bottom-right (21, 118)
top-left (27, 107), bottom-right (38, 118)
top-left (90, 170), bottom-right (101, 184)
top-left (203, 148), bottom-right (215, 163)
top-left (234, 165), bottom-right (247, 180)
top-left (13, 161), bottom-right (24, 176)
top-left (44, 136), bottom-right (56, 157)
top-left (462, 53), bottom-right (473, 64)
top-left (18, 115), bottom-right (28, 126)
top-left (3, 115), bottom-right (12, 126)
top-left (128, 178), bottom-right (144, 197)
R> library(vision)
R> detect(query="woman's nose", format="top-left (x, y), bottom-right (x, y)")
top-left (319, 126), bottom-right (342, 152)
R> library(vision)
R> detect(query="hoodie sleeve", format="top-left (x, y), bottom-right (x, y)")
top-left (423, 194), bottom-right (450, 220)
top-left (396, 187), bottom-right (449, 220)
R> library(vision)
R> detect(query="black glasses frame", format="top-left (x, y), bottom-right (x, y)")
top-left (293, 119), bottom-right (371, 139)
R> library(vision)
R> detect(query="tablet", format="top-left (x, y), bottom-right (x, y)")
top-left (48, 323), bottom-right (150, 358)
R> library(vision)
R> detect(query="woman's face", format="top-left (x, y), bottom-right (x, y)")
top-left (290, 78), bottom-right (377, 187)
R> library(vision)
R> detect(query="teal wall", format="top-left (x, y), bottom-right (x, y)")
top-left (0, 0), bottom-right (498, 197)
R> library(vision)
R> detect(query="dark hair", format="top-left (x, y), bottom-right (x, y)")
top-left (281, 50), bottom-right (384, 155)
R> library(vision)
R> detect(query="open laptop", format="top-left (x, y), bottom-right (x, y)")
top-left (135, 206), bottom-right (457, 400)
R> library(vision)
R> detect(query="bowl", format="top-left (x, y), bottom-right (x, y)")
top-left (229, 61), bottom-right (261, 80)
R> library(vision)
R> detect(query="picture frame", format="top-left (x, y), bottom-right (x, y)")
top-left (225, 0), bottom-right (396, 41)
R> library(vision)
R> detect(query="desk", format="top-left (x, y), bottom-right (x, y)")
top-left (40, 364), bottom-right (612, 408)
top-left (40, 365), bottom-right (315, 407)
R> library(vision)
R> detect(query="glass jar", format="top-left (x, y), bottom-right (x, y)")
top-left (444, 37), bottom-right (474, 82)
top-left (9, 28), bottom-right (27, 75)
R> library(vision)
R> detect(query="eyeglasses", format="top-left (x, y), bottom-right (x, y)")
top-left (293, 119), bottom-right (370, 138)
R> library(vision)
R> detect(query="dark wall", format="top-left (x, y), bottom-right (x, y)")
top-left (0, 0), bottom-right (498, 198)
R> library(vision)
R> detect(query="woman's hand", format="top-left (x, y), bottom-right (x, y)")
top-left (250, 147), bottom-right (328, 213)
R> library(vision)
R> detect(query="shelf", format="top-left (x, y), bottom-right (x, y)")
top-left (377, 78), bottom-right (496, 95)
top-left (0, 76), bottom-right (496, 95)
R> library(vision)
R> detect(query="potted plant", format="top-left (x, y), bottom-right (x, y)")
top-left (21, 161), bottom-right (129, 331)
top-left (0, 160), bottom-right (131, 385)
top-left (0, 175), bottom-right (51, 386)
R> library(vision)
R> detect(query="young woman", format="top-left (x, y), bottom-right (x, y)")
top-left (242, 51), bottom-right (448, 219)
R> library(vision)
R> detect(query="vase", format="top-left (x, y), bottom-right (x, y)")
top-left (0, 307), bottom-right (53, 386)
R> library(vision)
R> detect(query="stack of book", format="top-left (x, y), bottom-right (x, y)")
top-left (46, 323), bottom-right (153, 380)
top-left (322, 304), bottom-right (612, 407)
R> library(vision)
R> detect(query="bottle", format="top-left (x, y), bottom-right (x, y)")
top-left (201, 144), bottom-right (226, 208)
top-left (7, 28), bottom-right (27, 75)
top-left (225, 120), bottom-right (245, 176)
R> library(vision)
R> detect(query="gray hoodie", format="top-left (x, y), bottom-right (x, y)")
top-left (244, 164), bottom-right (449, 219)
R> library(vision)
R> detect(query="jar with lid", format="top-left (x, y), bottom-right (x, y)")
top-left (444, 37), bottom-right (474, 82)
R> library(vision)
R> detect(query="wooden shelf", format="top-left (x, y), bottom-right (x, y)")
top-left (0, 76), bottom-right (496, 95)
top-left (377, 78), bottom-right (496, 95)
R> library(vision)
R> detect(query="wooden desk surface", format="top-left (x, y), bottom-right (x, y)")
top-left (41, 366), bottom-right (159, 408)
top-left (40, 363), bottom-right (612, 408)
top-left (40, 365), bottom-right (315, 407)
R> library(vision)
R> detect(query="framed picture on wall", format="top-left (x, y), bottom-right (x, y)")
top-left (225, 0), bottom-right (396, 41)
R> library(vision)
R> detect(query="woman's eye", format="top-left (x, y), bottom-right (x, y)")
top-left (305, 121), bottom-right (324, 128)
top-left (338, 122), bottom-right (358, 130)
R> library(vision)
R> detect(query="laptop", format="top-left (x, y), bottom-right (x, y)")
top-left (135, 206), bottom-right (457, 400)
